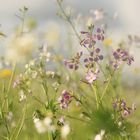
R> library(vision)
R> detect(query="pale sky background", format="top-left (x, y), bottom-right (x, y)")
top-left (0, 0), bottom-right (140, 35)
top-left (0, 0), bottom-right (140, 85)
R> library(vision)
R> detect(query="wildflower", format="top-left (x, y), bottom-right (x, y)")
top-left (39, 44), bottom-right (51, 62)
top-left (83, 47), bottom-right (103, 69)
top-left (46, 71), bottom-right (55, 78)
top-left (13, 75), bottom-right (24, 88)
top-left (85, 69), bottom-right (99, 84)
top-left (6, 33), bottom-right (37, 62)
top-left (61, 123), bottom-right (70, 139)
top-left (64, 52), bottom-right (82, 70)
top-left (90, 9), bottom-right (105, 21)
top-left (111, 48), bottom-right (134, 70)
top-left (33, 117), bottom-right (56, 134)
top-left (19, 90), bottom-right (26, 102)
top-left (94, 130), bottom-right (105, 140)
top-left (57, 116), bottom-right (65, 126)
top-left (113, 98), bottom-right (136, 118)
top-left (58, 90), bottom-right (72, 109)
top-left (6, 112), bottom-right (13, 121)
top-left (80, 28), bottom-right (104, 48)
top-left (0, 69), bottom-right (12, 78)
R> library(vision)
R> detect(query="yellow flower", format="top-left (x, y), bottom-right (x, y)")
top-left (0, 69), bottom-right (12, 78)
top-left (103, 38), bottom-right (112, 46)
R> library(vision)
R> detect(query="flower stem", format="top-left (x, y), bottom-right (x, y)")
top-left (91, 84), bottom-right (99, 109)
top-left (57, 1), bottom-right (81, 41)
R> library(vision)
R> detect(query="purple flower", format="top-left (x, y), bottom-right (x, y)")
top-left (64, 52), bottom-right (82, 70)
top-left (80, 27), bottom-right (104, 49)
top-left (113, 98), bottom-right (136, 118)
top-left (13, 77), bottom-right (21, 88)
top-left (85, 69), bottom-right (99, 84)
top-left (111, 48), bottom-right (134, 70)
top-left (58, 90), bottom-right (72, 109)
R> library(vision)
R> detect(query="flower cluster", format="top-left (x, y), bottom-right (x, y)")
top-left (111, 48), bottom-right (134, 70)
top-left (84, 48), bottom-right (103, 69)
top-left (33, 117), bottom-right (56, 134)
top-left (64, 52), bottom-right (83, 70)
top-left (58, 90), bottom-right (72, 109)
top-left (94, 129), bottom-right (105, 140)
top-left (80, 28), bottom-right (105, 48)
top-left (113, 98), bottom-right (136, 117)
top-left (85, 69), bottom-right (100, 84)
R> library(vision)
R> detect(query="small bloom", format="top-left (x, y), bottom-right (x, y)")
top-left (0, 69), bottom-right (12, 78)
top-left (58, 90), bottom-right (72, 109)
top-left (19, 90), bottom-right (26, 102)
top-left (85, 69), bottom-right (99, 84)
top-left (61, 124), bottom-right (70, 139)
top-left (111, 48), bottom-right (134, 70)
top-left (94, 130), bottom-right (105, 140)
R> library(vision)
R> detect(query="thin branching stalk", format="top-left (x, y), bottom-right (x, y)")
top-left (91, 84), bottom-right (99, 109)
top-left (57, 0), bottom-right (81, 41)
top-left (42, 82), bottom-right (50, 104)
top-left (10, 102), bottom-right (27, 140)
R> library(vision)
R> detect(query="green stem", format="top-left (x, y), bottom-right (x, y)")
top-left (42, 82), bottom-right (50, 104)
top-left (10, 102), bottom-right (27, 140)
top-left (7, 63), bottom-right (16, 94)
top-left (57, 1), bottom-right (81, 41)
top-left (101, 69), bottom-right (115, 100)
top-left (91, 84), bottom-right (99, 109)
top-left (1, 111), bottom-right (10, 138)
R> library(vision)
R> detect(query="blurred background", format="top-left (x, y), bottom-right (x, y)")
top-left (0, 0), bottom-right (140, 87)
top-left (0, 0), bottom-right (140, 34)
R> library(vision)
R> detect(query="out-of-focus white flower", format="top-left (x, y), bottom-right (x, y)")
top-left (61, 124), bottom-right (70, 139)
top-left (46, 71), bottom-right (55, 78)
top-left (39, 44), bottom-right (51, 62)
top-left (19, 90), bottom-right (26, 102)
top-left (6, 112), bottom-right (13, 121)
top-left (31, 71), bottom-right (38, 79)
top-left (90, 9), bottom-right (105, 21)
top-left (33, 117), bottom-right (56, 134)
top-left (33, 118), bottom-right (46, 133)
top-left (6, 33), bottom-right (37, 63)
top-left (94, 130), bottom-right (105, 140)
top-left (45, 21), bottom-right (60, 46)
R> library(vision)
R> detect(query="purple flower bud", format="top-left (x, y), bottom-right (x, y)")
top-left (68, 64), bottom-right (74, 69)
top-left (95, 48), bottom-right (100, 53)
top-left (99, 55), bottom-right (103, 60)
top-left (90, 52), bottom-right (94, 56)
top-left (84, 58), bottom-right (88, 62)
top-left (97, 34), bottom-right (101, 40)
top-left (89, 57), bottom-right (94, 61)
top-left (75, 65), bottom-right (79, 70)
top-left (97, 28), bottom-right (101, 33)
top-left (94, 57), bottom-right (99, 62)
top-left (58, 90), bottom-right (72, 109)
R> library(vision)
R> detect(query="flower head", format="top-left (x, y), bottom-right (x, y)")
top-left (58, 90), bottom-right (72, 109)
top-left (85, 69), bottom-right (100, 84)
top-left (111, 48), bottom-right (134, 70)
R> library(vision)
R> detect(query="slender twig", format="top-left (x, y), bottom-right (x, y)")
top-left (57, 1), bottom-right (81, 41)
top-left (91, 84), bottom-right (99, 109)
